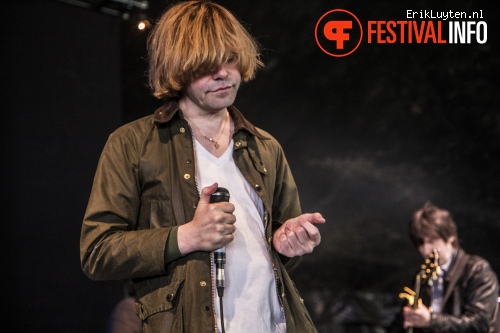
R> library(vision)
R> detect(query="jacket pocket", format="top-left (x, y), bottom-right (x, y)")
top-left (139, 199), bottom-right (176, 229)
top-left (134, 277), bottom-right (185, 321)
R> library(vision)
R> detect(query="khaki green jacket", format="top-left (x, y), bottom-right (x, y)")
top-left (81, 100), bottom-right (317, 332)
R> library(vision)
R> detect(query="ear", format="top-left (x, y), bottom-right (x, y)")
top-left (447, 235), bottom-right (456, 246)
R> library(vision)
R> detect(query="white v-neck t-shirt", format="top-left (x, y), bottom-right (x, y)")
top-left (194, 139), bottom-right (286, 333)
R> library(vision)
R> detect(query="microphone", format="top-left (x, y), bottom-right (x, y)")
top-left (210, 187), bottom-right (230, 298)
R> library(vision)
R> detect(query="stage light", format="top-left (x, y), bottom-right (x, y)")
top-left (137, 18), bottom-right (152, 31)
top-left (54, 0), bottom-right (153, 33)
top-left (54, 0), bottom-right (150, 18)
top-left (111, 0), bottom-right (149, 11)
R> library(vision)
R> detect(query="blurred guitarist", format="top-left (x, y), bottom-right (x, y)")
top-left (388, 202), bottom-right (499, 333)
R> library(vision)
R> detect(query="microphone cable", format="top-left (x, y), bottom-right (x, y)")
top-left (215, 247), bottom-right (226, 333)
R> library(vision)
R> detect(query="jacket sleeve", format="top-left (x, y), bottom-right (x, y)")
top-left (80, 125), bottom-right (171, 281)
top-left (430, 258), bottom-right (499, 333)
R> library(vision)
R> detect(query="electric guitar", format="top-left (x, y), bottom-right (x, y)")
top-left (399, 249), bottom-right (441, 333)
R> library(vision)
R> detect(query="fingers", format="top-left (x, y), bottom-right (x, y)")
top-left (285, 213), bottom-right (325, 231)
top-left (286, 218), bottom-right (321, 244)
top-left (275, 224), bottom-right (319, 257)
top-left (286, 229), bottom-right (316, 253)
top-left (198, 182), bottom-right (219, 205)
top-left (296, 212), bottom-right (326, 225)
top-left (277, 232), bottom-right (293, 254)
top-left (273, 212), bottom-right (326, 257)
top-left (296, 218), bottom-right (321, 243)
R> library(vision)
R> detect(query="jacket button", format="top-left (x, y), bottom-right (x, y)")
top-left (186, 159), bottom-right (192, 164)
top-left (235, 141), bottom-right (242, 147)
top-left (180, 127), bottom-right (186, 133)
top-left (166, 293), bottom-right (174, 302)
top-left (204, 306), bottom-right (210, 311)
top-left (184, 174), bottom-right (190, 180)
top-left (200, 281), bottom-right (207, 287)
top-left (254, 184), bottom-right (262, 191)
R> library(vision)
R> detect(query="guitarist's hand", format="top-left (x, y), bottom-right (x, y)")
top-left (403, 305), bottom-right (431, 328)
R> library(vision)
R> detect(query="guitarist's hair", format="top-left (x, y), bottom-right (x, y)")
top-left (409, 202), bottom-right (459, 249)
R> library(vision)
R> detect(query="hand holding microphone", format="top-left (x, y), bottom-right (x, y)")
top-left (176, 183), bottom-right (235, 255)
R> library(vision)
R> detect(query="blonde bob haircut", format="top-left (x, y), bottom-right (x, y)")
top-left (147, 0), bottom-right (264, 99)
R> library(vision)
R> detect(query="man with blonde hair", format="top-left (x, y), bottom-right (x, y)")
top-left (81, 1), bottom-right (325, 332)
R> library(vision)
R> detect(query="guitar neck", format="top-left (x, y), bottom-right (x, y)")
top-left (412, 274), bottom-right (422, 309)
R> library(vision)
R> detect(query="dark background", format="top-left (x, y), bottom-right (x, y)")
top-left (3, 0), bottom-right (499, 332)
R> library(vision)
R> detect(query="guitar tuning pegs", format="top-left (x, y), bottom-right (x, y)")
top-left (403, 286), bottom-right (416, 296)
top-left (399, 286), bottom-right (417, 306)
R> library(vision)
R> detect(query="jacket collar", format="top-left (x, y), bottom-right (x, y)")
top-left (442, 248), bottom-right (467, 303)
top-left (153, 98), bottom-right (269, 140)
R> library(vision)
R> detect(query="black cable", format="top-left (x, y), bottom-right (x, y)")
top-left (219, 292), bottom-right (225, 333)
